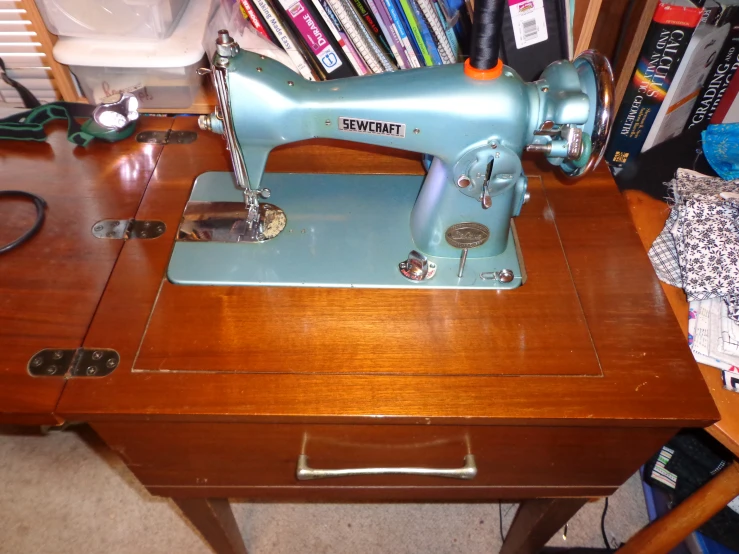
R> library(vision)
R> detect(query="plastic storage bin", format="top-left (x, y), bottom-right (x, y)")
top-left (53, 0), bottom-right (213, 110)
top-left (36, 0), bottom-right (189, 40)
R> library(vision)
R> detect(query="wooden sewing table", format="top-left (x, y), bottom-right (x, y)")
top-left (0, 117), bottom-right (720, 554)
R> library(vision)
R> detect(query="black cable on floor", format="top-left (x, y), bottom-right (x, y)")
top-left (0, 191), bottom-right (47, 254)
top-left (601, 497), bottom-right (612, 552)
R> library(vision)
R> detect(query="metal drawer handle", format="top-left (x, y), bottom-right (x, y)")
top-left (296, 454), bottom-right (477, 481)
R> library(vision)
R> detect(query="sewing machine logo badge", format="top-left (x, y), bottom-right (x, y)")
top-left (339, 117), bottom-right (406, 138)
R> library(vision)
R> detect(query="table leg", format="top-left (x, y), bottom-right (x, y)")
top-left (618, 460), bottom-right (739, 554)
top-left (500, 498), bottom-right (588, 554)
top-left (172, 497), bottom-right (248, 554)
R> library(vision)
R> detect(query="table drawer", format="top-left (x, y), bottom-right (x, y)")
top-left (94, 421), bottom-right (673, 492)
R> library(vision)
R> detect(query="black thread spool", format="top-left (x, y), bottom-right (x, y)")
top-left (469, 0), bottom-right (506, 70)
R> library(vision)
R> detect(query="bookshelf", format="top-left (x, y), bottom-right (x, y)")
top-left (574, 0), bottom-right (603, 55)
top-left (611, 0), bottom-right (660, 109)
top-left (22, 0), bottom-right (606, 112)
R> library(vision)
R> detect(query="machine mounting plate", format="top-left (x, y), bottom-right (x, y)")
top-left (168, 172), bottom-right (525, 290)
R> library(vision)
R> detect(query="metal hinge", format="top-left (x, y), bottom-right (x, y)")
top-left (92, 219), bottom-right (166, 240)
top-left (28, 348), bottom-right (120, 377)
top-left (135, 130), bottom-right (197, 145)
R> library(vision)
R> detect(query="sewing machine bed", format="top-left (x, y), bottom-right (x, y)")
top-left (168, 172), bottom-right (525, 289)
top-left (139, 166), bottom-right (601, 378)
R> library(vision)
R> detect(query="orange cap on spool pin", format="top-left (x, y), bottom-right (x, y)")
top-left (464, 58), bottom-right (504, 80)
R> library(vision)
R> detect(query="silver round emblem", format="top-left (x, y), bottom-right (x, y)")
top-left (445, 222), bottom-right (490, 249)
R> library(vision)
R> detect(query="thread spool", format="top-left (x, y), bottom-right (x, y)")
top-left (466, 0), bottom-right (505, 79)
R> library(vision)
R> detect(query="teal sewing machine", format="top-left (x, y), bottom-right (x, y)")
top-left (168, 0), bottom-right (613, 289)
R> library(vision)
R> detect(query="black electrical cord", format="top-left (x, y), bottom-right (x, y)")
top-left (601, 497), bottom-right (612, 552)
top-left (0, 191), bottom-right (47, 255)
top-left (0, 57), bottom-right (41, 109)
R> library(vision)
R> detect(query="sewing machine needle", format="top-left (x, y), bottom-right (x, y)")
top-left (458, 248), bottom-right (468, 278)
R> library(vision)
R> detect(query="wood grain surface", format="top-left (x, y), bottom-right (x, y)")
top-left (172, 498), bottom-right (247, 554)
top-left (500, 498), bottom-right (589, 554)
top-left (54, 117), bottom-right (718, 428)
top-left (618, 460), bottom-right (739, 554)
top-left (93, 421), bottom-right (677, 491)
top-left (135, 174), bottom-right (600, 378)
top-left (625, 190), bottom-right (739, 458)
top-left (0, 117), bottom-right (171, 424)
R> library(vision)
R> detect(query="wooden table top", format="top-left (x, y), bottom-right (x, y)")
top-left (0, 117), bottom-right (172, 425)
top-left (0, 117), bottom-right (720, 429)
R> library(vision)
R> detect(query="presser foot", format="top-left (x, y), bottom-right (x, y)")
top-left (177, 201), bottom-right (286, 243)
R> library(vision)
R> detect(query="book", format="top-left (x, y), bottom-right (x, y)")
top-left (350, 0), bottom-right (393, 55)
top-left (252, 0), bottom-right (318, 80)
top-left (380, 0), bottom-right (422, 67)
top-left (416, 0), bottom-right (455, 63)
top-left (275, 0), bottom-right (357, 78)
top-left (350, 0), bottom-right (399, 70)
top-left (365, 0), bottom-right (411, 68)
top-left (711, 60), bottom-right (739, 122)
top-left (312, 0), bottom-right (370, 74)
top-left (342, 0), bottom-right (397, 71)
top-left (685, 6), bottom-right (739, 131)
top-left (642, 3), bottom-right (730, 150)
top-left (605, 0), bottom-right (704, 169)
top-left (397, 0), bottom-right (435, 65)
top-left (326, 0), bottom-right (385, 72)
top-left (239, 0), bottom-right (280, 45)
top-left (409, 0), bottom-right (443, 64)
top-left (433, 0), bottom-right (461, 61)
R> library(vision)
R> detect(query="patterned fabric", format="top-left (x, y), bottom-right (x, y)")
top-left (648, 208), bottom-right (682, 288)
top-left (651, 170), bottom-right (739, 393)
top-left (649, 170), bottom-right (739, 323)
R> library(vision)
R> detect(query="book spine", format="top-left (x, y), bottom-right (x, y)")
top-left (339, 0), bottom-right (396, 71)
top-left (381, 0), bottom-right (421, 67)
top-left (327, 0), bottom-right (385, 72)
top-left (433, 1), bottom-right (461, 61)
top-left (417, 0), bottom-right (454, 63)
top-left (684, 22), bottom-right (739, 131)
top-left (341, 30), bottom-right (370, 73)
top-left (605, 2), bottom-right (702, 168)
top-left (397, 0), bottom-right (433, 65)
top-left (350, 0), bottom-right (393, 54)
top-left (711, 65), bottom-right (739, 123)
top-left (410, 0), bottom-right (442, 64)
top-left (239, 0), bottom-right (274, 42)
top-left (276, 0), bottom-right (355, 78)
top-left (365, 0), bottom-right (409, 68)
top-left (311, 0), bottom-right (369, 74)
top-left (253, 0), bottom-right (318, 80)
top-left (317, 0), bottom-right (371, 72)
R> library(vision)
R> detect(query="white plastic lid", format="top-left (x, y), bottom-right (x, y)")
top-left (53, 0), bottom-right (213, 68)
